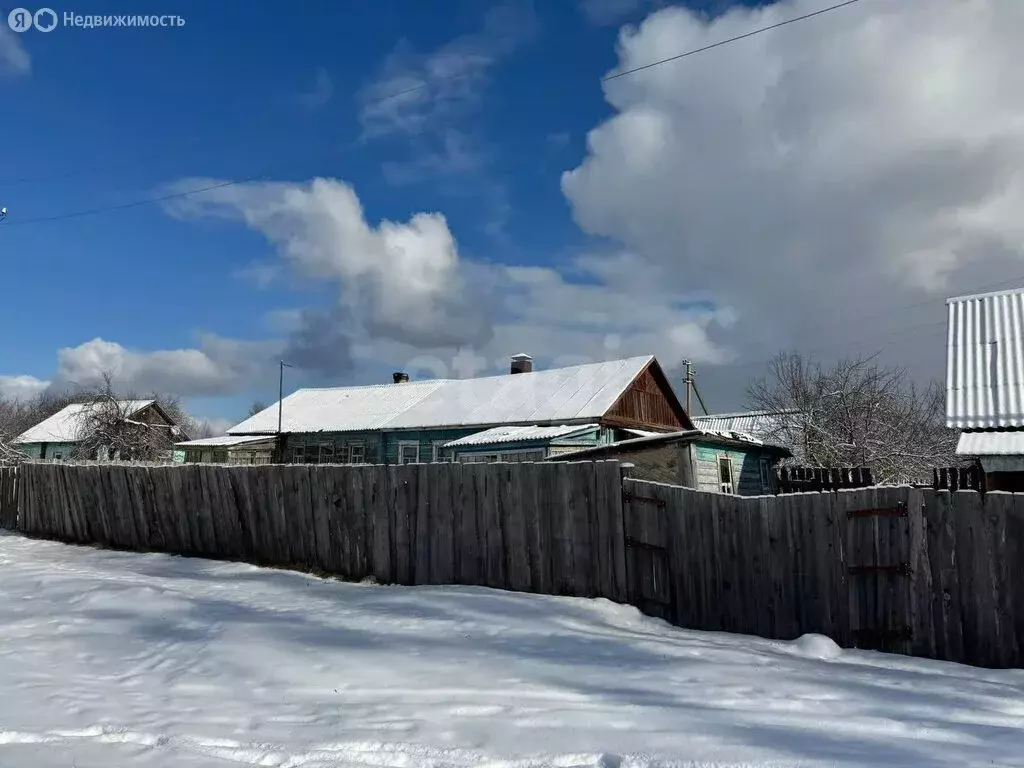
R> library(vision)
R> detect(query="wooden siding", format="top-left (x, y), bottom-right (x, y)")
top-left (602, 362), bottom-right (689, 431)
top-left (16, 441), bottom-right (78, 460)
top-left (693, 443), bottom-right (775, 495)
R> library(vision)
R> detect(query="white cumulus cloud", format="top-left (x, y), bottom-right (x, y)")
top-left (562, 0), bottom-right (1024, 395)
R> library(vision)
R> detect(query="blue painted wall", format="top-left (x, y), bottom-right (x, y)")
top-left (16, 442), bottom-right (78, 459)
top-left (694, 442), bottom-right (779, 495)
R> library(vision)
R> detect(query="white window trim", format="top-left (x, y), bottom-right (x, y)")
top-left (718, 455), bottom-right (735, 494)
top-left (348, 441), bottom-right (365, 464)
top-left (398, 441), bottom-right (420, 465)
top-left (759, 458), bottom-right (772, 490)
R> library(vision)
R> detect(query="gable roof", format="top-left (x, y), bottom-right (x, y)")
top-left (946, 287), bottom-right (1024, 428)
top-left (229, 356), bottom-right (665, 435)
top-left (444, 424), bottom-right (598, 449)
top-left (14, 400), bottom-right (156, 444)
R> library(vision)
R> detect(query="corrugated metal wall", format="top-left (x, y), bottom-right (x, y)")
top-left (947, 289), bottom-right (1024, 428)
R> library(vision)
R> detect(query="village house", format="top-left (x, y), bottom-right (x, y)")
top-left (946, 287), bottom-right (1024, 491)
top-left (546, 428), bottom-right (791, 495)
top-left (13, 400), bottom-right (180, 461)
top-left (221, 354), bottom-right (691, 464)
top-left (173, 435), bottom-right (277, 465)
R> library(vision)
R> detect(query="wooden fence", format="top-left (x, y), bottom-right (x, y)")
top-left (933, 465), bottom-right (984, 492)
top-left (0, 467), bottom-right (16, 530)
top-left (623, 480), bottom-right (1024, 669)
top-left (3, 461), bottom-right (1023, 669)
top-left (776, 465), bottom-right (875, 494)
top-left (14, 461), bottom-right (629, 602)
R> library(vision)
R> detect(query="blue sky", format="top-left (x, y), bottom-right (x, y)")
top-left (1, 0), bottom-right (767, 425)
top-left (3, 0), bottom-right (1004, 430)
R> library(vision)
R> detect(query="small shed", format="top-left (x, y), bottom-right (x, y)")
top-left (174, 435), bottom-right (276, 465)
top-left (547, 429), bottom-right (791, 496)
top-left (946, 288), bottom-right (1024, 490)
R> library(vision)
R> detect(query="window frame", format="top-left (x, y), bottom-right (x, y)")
top-left (348, 442), bottom-right (364, 464)
top-left (398, 441), bottom-right (420, 465)
top-left (759, 458), bottom-right (772, 491)
top-left (432, 440), bottom-right (450, 462)
top-left (717, 455), bottom-right (735, 494)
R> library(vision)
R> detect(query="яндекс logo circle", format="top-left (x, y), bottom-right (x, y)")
top-left (7, 8), bottom-right (33, 31)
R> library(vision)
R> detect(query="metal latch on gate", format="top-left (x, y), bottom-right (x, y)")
top-left (848, 562), bottom-right (913, 577)
top-left (846, 501), bottom-right (908, 519)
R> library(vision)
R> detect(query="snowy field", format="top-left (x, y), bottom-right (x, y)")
top-left (0, 532), bottom-right (1022, 768)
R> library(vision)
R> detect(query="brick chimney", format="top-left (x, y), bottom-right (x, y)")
top-left (510, 353), bottom-right (533, 375)
top-left (392, 371), bottom-right (409, 384)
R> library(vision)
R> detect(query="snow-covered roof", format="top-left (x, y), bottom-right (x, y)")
top-left (175, 435), bottom-right (275, 448)
top-left (229, 356), bottom-right (656, 435)
top-left (620, 428), bottom-right (665, 438)
top-left (14, 400), bottom-right (155, 444)
top-left (692, 410), bottom-right (797, 438)
top-left (955, 430), bottom-right (1024, 456)
top-left (547, 428), bottom-right (792, 461)
top-left (444, 424), bottom-right (598, 449)
top-left (692, 410), bottom-right (804, 457)
top-left (946, 287), bottom-right (1024, 429)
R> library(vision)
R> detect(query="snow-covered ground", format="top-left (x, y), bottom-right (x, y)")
top-left (0, 532), bottom-right (1021, 768)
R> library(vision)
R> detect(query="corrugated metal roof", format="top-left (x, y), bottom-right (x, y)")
top-left (229, 356), bottom-right (655, 435)
top-left (692, 410), bottom-right (797, 437)
top-left (227, 380), bottom-right (446, 435)
top-left (545, 428), bottom-right (793, 461)
top-left (14, 400), bottom-right (155, 444)
top-left (444, 424), bottom-right (598, 449)
top-left (946, 288), bottom-right (1024, 428)
top-left (955, 430), bottom-right (1024, 456)
top-left (175, 435), bottom-right (275, 448)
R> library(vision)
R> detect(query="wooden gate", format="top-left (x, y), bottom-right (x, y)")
top-left (622, 479), bottom-right (673, 620)
top-left (842, 487), bottom-right (919, 654)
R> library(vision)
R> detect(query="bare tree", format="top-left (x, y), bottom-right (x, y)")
top-left (747, 352), bottom-right (959, 483)
top-left (0, 436), bottom-right (27, 466)
top-left (248, 401), bottom-right (268, 418)
top-left (70, 374), bottom-right (183, 462)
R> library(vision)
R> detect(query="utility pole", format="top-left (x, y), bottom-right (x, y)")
top-left (277, 360), bottom-right (293, 435)
top-left (682, 359), bottom-right (692, 415)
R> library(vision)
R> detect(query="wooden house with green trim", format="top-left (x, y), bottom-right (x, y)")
top-left (225, 354), bottom-right (691, 465)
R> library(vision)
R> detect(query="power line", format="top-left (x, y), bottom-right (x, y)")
top-left (2, 0), bottom-right (862, 226)
top-left (1, 179), bottom-right (246, 227)
top-left (602, 0), bottom-right (863, 82)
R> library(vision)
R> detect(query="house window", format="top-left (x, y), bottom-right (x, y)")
top-left (292, 445), bottom-right (305, 464)
top-left (349, 442), bottom-right (365, 464)
top-left (319, 442), bottom-right (335, 464)
top-left (432, 441), bottom-right (450, 462)
top-left (718, 455), bottom-right (734, 494)
top-left (398, 441), bottom-right (420, 465)
top-left (759, 458), bottom-right (772, 491)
